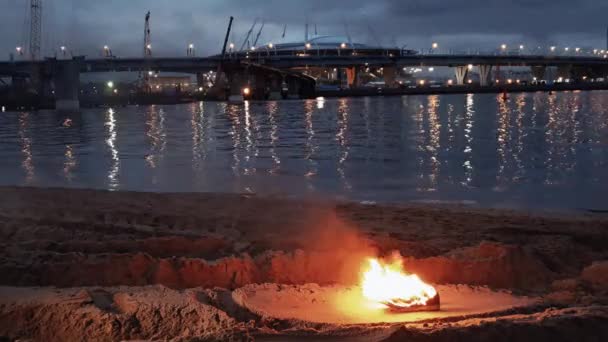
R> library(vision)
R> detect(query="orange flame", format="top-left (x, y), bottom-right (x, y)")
top-left (361, 258), bottom-right (437, 309)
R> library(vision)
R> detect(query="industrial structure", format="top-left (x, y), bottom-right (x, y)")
top-left (2, 2), bottom-right (608, 110)
top-left (29, 0), bottom-right (42, 61)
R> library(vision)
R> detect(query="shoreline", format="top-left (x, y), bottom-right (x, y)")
top-left (2, 83), bottom-right (608, 111)
top-left (0, 186), bottom-right (606, 340)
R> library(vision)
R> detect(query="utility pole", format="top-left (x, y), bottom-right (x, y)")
top-left (30, 0), bottom-right (42, 60)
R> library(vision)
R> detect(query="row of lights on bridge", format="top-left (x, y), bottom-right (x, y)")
top-left (430, 42), bottom-right (608, 57)
top-left (14, 45), bottom-right (71, 57)
top-left (11, 42), bottom-right (608, 59)
top-left (230, 41), bottom-right (349, 53)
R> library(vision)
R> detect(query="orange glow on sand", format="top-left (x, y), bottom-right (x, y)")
top-left (361, 258), bottom-right (439, 311)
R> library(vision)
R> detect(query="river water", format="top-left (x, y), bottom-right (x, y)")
top-left (1, 91), bottom-right (608, 210)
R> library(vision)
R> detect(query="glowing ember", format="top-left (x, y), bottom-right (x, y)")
top-left (361, 258), bottom-right (439, 311)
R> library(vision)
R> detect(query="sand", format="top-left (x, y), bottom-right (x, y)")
top-left (0, 186), bottom-right (607, 341)
top-left (234, 284), bottom-right (537, 324)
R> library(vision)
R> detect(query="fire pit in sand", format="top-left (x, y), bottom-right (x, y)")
top-left (361, 258), bottom-right (440, 313)
top-left (233, 256), bottom-right (537, 325)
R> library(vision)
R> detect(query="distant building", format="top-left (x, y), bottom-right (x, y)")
top-left (149, 76), bottom-right (194, 94)
top-left (232, 35), bottom-right (417, 58)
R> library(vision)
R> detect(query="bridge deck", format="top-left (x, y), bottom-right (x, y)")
top-left (1, 54), bottom-right (607, 76)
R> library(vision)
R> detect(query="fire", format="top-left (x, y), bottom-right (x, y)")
top-left (361, 258), bottom-right (438, 310)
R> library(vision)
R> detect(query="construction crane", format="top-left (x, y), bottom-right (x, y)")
top-left (30, 0), bottom-right (42, 60)
top-left (141, 11), bottom-right (152, 92)
top-left (143, 11), bottom-right (151, 57)
top-left (252, 21), bottom-right (265, 47)
top-left (367, 24), bottom-right (381, 47)
top-left (240, 19), bottom-right (258, 51)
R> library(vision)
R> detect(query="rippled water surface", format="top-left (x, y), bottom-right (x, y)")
top-left (2, 91), bottom-right (608, 209)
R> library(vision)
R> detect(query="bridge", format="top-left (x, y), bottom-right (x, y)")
top-left (2, 51), bottom-right (608, 108)
top-left (3, 51), bottom-right (608, 110)
top-left (3, 2), bottom-right (608, 110)
top-left (4, 53), bottom-right (608, 73)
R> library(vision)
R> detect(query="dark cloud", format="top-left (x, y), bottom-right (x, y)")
top-left (1, 0), bottom-right (607, 58)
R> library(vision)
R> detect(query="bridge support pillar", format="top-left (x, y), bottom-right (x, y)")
top-left (287, 77), bottom-right (301, 99)
top-left (196, 73), bottom-right (205, 88)
top-left (268, 75), bottom-right (283, 100)
top-left (11, 76), bottom-right (28, 90)
top-left (254, 70), bottom-right (273, 100)
top-left (383, 65), bottom-right (397, 88)
top-left (556, 65), bottom-right (572, 80)
top-left (454, 66), bottom-right (468, 85)
top-left (346, 67), bottom-right (359, 88)
top-left (531, 66), bottom-right (546, 81)
top-left (54, 58), bottom-right (82, 112)
top-left (478, 65), bottom-right (493, 87)
top-left (228, 72), bottom-right (246, 102)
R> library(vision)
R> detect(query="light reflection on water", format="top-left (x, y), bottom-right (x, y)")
top-left (19, 112), bottom-right (35, 184)
top-left (1, 91), bottom-right (608, 210)
top-left (106, 108), bottom-right (119, 190)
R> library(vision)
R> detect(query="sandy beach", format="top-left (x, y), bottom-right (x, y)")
top-left (0, 186), bottom-right (607, 341)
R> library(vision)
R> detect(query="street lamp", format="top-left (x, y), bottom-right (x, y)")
top-left (107, 81), bottom-right (114, 89)
top-left (550, 46), bottom-right (556, 52)
top-left (519, 45), bottom-right (524, 50)
top-left (103, 45), bottom-right (112, 57)
top-left (467, 64), bottom-right (474, 70)
top-left (575, 47), bottom-right (580, 53)
top-left (187, 43), bottom-right (195, 56)
top-left (267, 43), bottom-right (275, 56)
top-left (432, 42), bottom-right (439, 49)
top-left (340, 42), bottom-right (347, 49)
top-left (16, 46), bottom-right (23, 56)
top-left (501, 44), bottom-right (507, 50)
top-left (305, 42), bottom-right (312, 49)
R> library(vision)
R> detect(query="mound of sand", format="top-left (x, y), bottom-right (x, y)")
top-left (0, 286), bottom-right (252, 341)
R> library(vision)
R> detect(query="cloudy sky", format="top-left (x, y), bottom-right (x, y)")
top-left (1, 0), bottom-right (607, 58)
